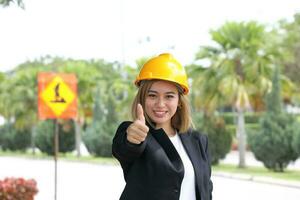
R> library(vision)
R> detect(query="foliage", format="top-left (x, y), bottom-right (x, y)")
top-left (221, 112), bottom-right (261, 125)
top-left (248, 113), bottom-right (298, 172)
top-left (0, 0), bottom-right (24, 8)
top-left (292, 122), bottom-right (300, 156)
top-left (193, 112), bottom-right (232, 165)
top-left (34, 120), bottom-right (75, 155)
top-left (248, 67), bottom-right (299, 172)
top-left (189, 21), bottom-right (278, 168)
top-left (275, 13), bottom-right (300, 105)
top-left (0, 55), bottom-right (140, 159)
top-left (0, 66), bottom-right (48, 130)
top-left (0, 177), bottom-right (38, 200)
top-left (83, 87), bottom-right (118, 157)
top-left (0, 124), bottom-right (31, 151)
top-left (84, 122), bottom-right (114, 157)
top-left (190, 21), bottom-right (274, 113)
top-left (278, 13), bottom-right (300, 85)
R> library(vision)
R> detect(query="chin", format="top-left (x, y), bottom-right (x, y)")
top-left (151, 118), bottom-right (169, 126)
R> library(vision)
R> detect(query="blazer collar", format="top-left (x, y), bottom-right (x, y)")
top-left (179, 131), bottom-right (204, 188)
top-left (149, 126), bottom-right (184, 173)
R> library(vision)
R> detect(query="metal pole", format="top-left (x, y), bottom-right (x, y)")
top-left (54, 119), bottom-right (59, 200)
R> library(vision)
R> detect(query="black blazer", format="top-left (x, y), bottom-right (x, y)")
top-left (112, 121), bottom-right (213, 200)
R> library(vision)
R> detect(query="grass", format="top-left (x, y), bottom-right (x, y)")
top-left (213, 163), bottom-right (300, 182)
top-left (1, 150), bottom-right (299, 182)
top-left (0, 150), bottom-right (118, 165)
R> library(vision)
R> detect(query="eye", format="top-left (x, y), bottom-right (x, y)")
top-left (166, 95), bottom-right (175, 99)
top-left (148, 93), bottom-right (156, 98)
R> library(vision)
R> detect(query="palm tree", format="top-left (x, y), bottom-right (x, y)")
top-left (191, 21), bottom-right (275, 168)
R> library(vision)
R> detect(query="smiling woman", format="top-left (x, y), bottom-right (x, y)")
top-left (112, 53), bottom-right (213, 200)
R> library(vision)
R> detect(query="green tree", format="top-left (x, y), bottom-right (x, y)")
top-left (5, 68), bottom-right (40, 129)
top-left (193, 113), bottom-right (232, 165)
top-left (276, 13), bottom-right (300, 105)
top-left (0, 73), bottom-right (9, 122)
top-left (56, 58), bottom-right (103, 156)
top-left (83, 86), bottom-right (113, 157)
top-left (0, 55), bottom-right (147, 156)
top-left (0, 123), bottom-right (31, 151)
top-left (35, 119), bottom-right (75, 155)
top-left (0, 63), bottom-right (50, 154)
top-left (0, 0), bottom-right (24, 8)
top-left (191, 21), bottom-right (274, 167)
top-left (292, 122), bottom-right (300, 156)
top-left (248, 66), bottom-right (298, 172)
top-left (0, 57), bottom-right (112, 155)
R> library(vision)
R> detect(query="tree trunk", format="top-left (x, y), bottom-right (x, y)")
top-left (31, 125), bottom-right (36, 155)
top-left (75, 120), bottom-right (82, 157)
top-left (236, 109), bottom-right (246, 168)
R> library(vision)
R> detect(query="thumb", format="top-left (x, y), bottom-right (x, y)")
top-left (137, 103), bottom-right (145, 123)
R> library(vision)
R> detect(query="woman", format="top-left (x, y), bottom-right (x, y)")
top-left (112, 53), bottom-right (213, 200)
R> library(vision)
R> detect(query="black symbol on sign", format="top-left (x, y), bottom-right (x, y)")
top-left (51, 83), bottom-right (66, 103)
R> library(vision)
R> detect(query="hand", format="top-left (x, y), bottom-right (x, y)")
top-left (126, 103), bottom-right (149, 144)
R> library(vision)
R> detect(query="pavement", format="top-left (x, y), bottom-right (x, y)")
top-left (216, 150), bottom-right (300, 189)
top-left (0, 150), bottom-right (300, 200)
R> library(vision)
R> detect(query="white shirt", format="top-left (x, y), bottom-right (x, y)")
top-left (169, 132), bottom-right (196, 200)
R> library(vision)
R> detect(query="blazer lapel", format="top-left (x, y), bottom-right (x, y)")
top-left (150, 127), bottom-right (184, 173)
top-left (179, 131), bottom-right (203, 187)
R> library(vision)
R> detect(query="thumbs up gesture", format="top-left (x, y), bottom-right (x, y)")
top-left (126, 103), bottom-right (149, 144)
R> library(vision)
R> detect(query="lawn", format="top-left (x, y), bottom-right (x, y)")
top-left (213, 163), bottom-right (300, 182)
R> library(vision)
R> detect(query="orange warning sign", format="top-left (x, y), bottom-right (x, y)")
top-left (38, 73), bottom-right (77, 119)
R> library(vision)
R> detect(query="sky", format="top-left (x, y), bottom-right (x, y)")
top-left (0, 0), bottom-right (300, 72)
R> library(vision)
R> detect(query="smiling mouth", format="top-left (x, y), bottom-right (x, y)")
top-left (153, 110), bottom-right (167, 117)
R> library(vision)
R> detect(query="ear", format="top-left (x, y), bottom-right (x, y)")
top-left (178, 103), bottom-right (182, 109)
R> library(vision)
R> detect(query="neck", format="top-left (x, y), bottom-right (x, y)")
top-left (156, 124), bottom-right (176, 137)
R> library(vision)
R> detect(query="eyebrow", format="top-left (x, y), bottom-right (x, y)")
top-left (148, 90), bottom-right (177, 95)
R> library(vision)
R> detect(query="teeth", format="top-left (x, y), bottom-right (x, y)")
top-left (153, 111), bottom-right (166, 117)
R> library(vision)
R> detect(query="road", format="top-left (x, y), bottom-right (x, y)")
top-left (1, 156), bottom-right (300, 200)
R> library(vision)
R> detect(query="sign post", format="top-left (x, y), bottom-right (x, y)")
top-left (38, 72), bottom-right (77, 200)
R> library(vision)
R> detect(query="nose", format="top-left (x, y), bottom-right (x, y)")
top-left (155, 96), bottom-right (165, 107)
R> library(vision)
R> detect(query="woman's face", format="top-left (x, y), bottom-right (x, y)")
top-left (145, 80), bottom-right (179, 129)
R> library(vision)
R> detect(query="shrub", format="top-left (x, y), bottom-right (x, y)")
top-left (34, 120), bottom-right (75, 155)
top-left (248, 113), bottom-right (298, 172)
top-left (83, 122), bottom-right (114, 157)
top-left (221, 112), bottom-right (260, 125)
top-left (248, 66), bottom-right (298, 172)
top-left (0, 124), bottom-right (31, 151)
top-left (0, 177), bottom-right (38, 200)
top-left (221, 113), bottom-right (236, 125)
top-left (229, 123), bottom-right (260, 151)
top-left (193, 113), bottom-right (232, 165)
top-left (83, 87), bottom-right (118, 157)
top-left (292, 122), bottom-right (300, 156)
top-left (244, 113), bottom-right (261, 124)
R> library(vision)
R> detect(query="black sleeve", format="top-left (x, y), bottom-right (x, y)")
top-left (199, 133), bottom-right (213, 200)
top-left (112, 121), bottom-right (147, 164)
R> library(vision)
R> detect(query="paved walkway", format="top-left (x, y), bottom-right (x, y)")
top-left (0, 151), bottom-right (299, 199)
top-left (0, 157), bottom-right (125, 200)
top-left (216, 150), bottom-right (300, 189)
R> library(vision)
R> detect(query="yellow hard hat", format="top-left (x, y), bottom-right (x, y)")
top-left (135, 53), bottom-right (189, 94)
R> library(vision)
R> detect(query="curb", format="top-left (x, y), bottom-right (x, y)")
top-left (213, 171), bottom-right (300, 189)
